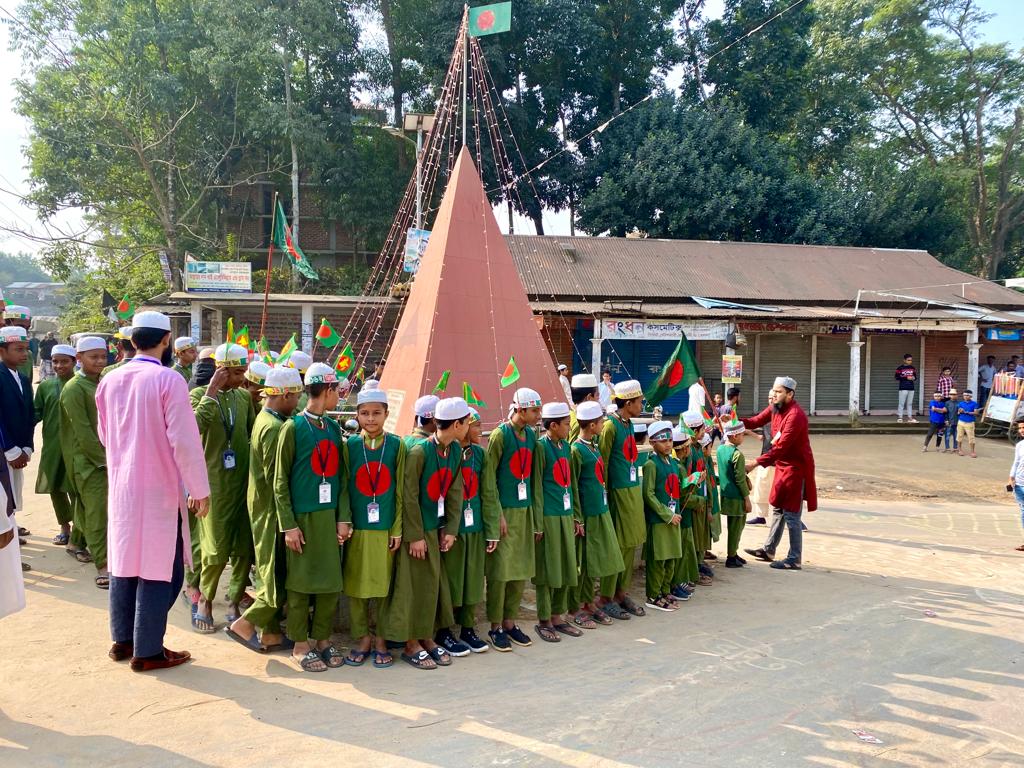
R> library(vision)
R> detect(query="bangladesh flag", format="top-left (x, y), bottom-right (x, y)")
top-left (644, 334), bottom-right (701, 407)
top-left (334, 343), bottom-right (354, 375)
top-left (278, 333), bottom-right (298, 363)
top-left (468, 1), bottom-right (511, 36)
top-left (433, 370), bottom-right (451, 395)
top-left (463, 381), bottom-right (487, 408)
top-left (682, 471), bottom-right (702, 487)
top-left (316, 318), bottom-right (341, 347)
top-left (354, 366), bottom-right (365, 382)
top-left (115, 294), bottom-right (134, 321)
top-left (273, 200), bottom-right (319, 281)
top-left (500, 355), bottom-right (520, 387)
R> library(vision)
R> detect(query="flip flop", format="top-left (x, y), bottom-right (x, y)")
top-left (589, 608), bottom-right (614, 626)
top-left (428, 646), bottom-right (452, 666)
top-left (224, 627), bottom-right (268, 654)
top-left (66, 548), bottom-right (92, 564)
top-left (294, 650), bottom-right (327, 673)
top-left (18, 527), bottom-right (30, 537)
top-left (345, 649), bottom-right (369, 667)
top-left (534, 624), bottom-right (561, 643)
top-left (320, 645), bottom-right (345, 668)
top-left (1015, 544), bottom-right (1024, 552)
top-left (262, 637), bottom-right (295, 652)
top-left (553, 622), bottom-right (584, 637)
top-left (192, 611), bottom-right (216, 634)
top-left (95, 574), bottom-right (110, 590)
top-left (620, 596), bottom-right (646, 617)
top-left (52, 532), bottom-right (69, 546)
top-left (401, 650), bottom-right (436, 670)
top-left (770, 560), bottom-right (802, 570)
top-left (572, 612), bottom-right (598, 630)
top-left (601, 602), bottom-right (630, 621)
top-left (371, 649), bottom-right (394, 668)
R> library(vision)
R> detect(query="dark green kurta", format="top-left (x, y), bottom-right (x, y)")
top-left (599, 415), bottom-right (646, 550)
top-left (642, 454), bottom-right (683, 562)
top-left (444, 442), bottom-right (500, 607)
top-left (33, 375), bottom-right (72, 495)
top-left (59, 372), bottom-right (107, 567)
top-left (172, 362), bottom-right (193, 382)
top-left (531, 436), bottom-right (579, 590)
top-left (247, 407), bottom-right (288, 610)
top-left (716, 442), bottom-right (750, 516)
top-left (571, 439), bottom-right (624, 579)
top-left (484, 422), bottom-right (541, 582)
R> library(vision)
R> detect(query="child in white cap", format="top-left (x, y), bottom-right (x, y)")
top-left (407, 394), bottom-right (440, 446)
top-left (172, 337), bottom-right (197, 382)
top-left (642, 421), bottom-right (686, 611)
top-left (568, 373), bottom-right (599, 442)
top-left (717, 418), bottom-right (751, 568)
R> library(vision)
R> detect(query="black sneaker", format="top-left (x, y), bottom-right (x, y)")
top-left (435, 628), bottom-right (471, 657)
top-left (506, 624), bottom-right (533, 647)
top-left (698, 562), bottom-right (714, 578)
top-left (670, 585), bottom-right (692, 601)
top-left (459, 627), bottom-right (489, 654)
top-left (725, 555), bottom-right (743, 568)
top-left (736, 554), bottom-right (748, 565)
top-left (746, 516), bottom-right (766, 525)
top-left (487, 627), bottom-right (512, 652)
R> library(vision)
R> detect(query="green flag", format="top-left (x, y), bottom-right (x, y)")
top-left (469, 1), bottom-right (511, 36)
top-left (643, 334), bottom-right (701, 407)
top-left (462, 381), bottom-right (488, 408)
top-left (273, 200), bottom-right (319, 281)
top-left (433, 370), bottom-right (451, 395)
top-left (278, 333), bottom-right (298, 363)
top-left (315, 317), bottom-right (341, 347)
top-left (499, 355), bottom-right (520, 387)
top-left (115, 294), bottom-right (135, 321)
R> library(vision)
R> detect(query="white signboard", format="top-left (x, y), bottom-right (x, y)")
top-left (602, 318), bottom-right (728, 341)
top-left (384, 388), bottom-right (406, 433)
top-left (184, 261), bottom-right (252, 293)
top-left (983, 395), bottom-right (1024, 424)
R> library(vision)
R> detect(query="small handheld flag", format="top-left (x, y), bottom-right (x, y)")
top-left (354, 366), bottom-right (365, 382)
top-left (235, 325), bottom-right (251, 349)
top-left (334, 343), bottom-right (354, 375)
top-left (278, 334), bottom-right (298, 363)
top-left (316, 318), bottom-right (341, 347)
top-left (463, 381), bottom-right (488, 408)
top-left (115, 294), bottom-right (134, 321)
top-left (226, 317), bottom-right (236, 344)
top-left (433, 370), bottom-right (451, 395)
top-left (500, 355), bottom-right (520, 388)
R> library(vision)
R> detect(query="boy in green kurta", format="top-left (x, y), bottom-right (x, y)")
top-left (244, 360), bottom-right (272, 414)
top-left (34, 344), bottom-right (86, 554)
top-left (569, 401), bottom-right (624, 628)
top-left (100, 331), bottom-right (134, 378)
top-left (384, 396), bottom-right (467, 670)
top-left (670, 428), bottom-right (699, 598)
top-left (642, 422), bottom-right (686, 612)
top-left (275, 362), bottom-right (349, 673)
top-left (436, 406), bottom-right (499, 655)
top-left (599, 379), bottom-right (647, 619)
top-left (717, 419), bottom-right (752, 568)
top-left (60, 336), bottom-right (110, 588)
top-left (226, 366), bottom-right (303, 653)
top-left (484, 387), bottom-right (543, 652)
top-left (342, 382), bottom-right (406, 668)
top-left (406, 394), bottom-right (439, 447)
top-left (172, 337), bottom-right (197, 382)
top-left (532, 402), bottom-right (583, 643)
top-left (568, 374), bottom-right (599, 443)
top-left (190, 342), bottom-right (257, 632)
top-left (681, 412), bottom-right (714, 585)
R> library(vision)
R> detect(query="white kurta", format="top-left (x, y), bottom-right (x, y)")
top-left (0, 498), bottom-right (25, 620)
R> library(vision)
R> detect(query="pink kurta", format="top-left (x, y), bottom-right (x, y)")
top-left (96, 354), bottom-right (211, 581)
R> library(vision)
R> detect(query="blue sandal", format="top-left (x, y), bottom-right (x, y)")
top-left (344, 649), bottom-right (369, 667)
top-left (371, 649), bottom-right (394, 668)
top-left (224, 627), bottom-right (268, 653)
top-left (192, 611), bottom-right (216, 634)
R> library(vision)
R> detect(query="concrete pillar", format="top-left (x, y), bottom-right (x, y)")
top-left (211, 309), bottom-right (223, 345)
top-left (967, 327), bottom-right (981, 395)
top-left (864, 334), bottom-right (872, 413)
top-left (810, 334), bottom-right (818, 415)
top-left (919, 335), bottom-right (926, 415)
top-left (190, 302), bottom-right (202, 345)
top-left (848, 324), bottom-right (864, 426)
top-left (590, 322), bottom-right (602, 375)
top-left (301, 303), bottom-right (314, 354)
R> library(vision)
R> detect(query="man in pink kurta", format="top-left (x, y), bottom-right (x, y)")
top-left (96, 311), bottom-right (211, 672)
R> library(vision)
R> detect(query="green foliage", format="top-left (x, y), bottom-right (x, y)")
top-left (252, 264), bottom-right (372, 296)
top-left (0, 252), bottom-right (50, 286)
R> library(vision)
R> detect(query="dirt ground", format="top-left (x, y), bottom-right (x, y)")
top-left (2, 432), bottom-right (1023, 767)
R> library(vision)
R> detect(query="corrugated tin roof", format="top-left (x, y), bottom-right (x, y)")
top-left (505, 236), bottom-right (1024, 309)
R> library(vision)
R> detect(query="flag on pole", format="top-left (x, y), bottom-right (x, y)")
top-left (316, 318), bottom-right (341, 346)
top-left (226, 317), bottom-right (236, 344)
top-left (469, 1), bottom-right (512, 36)
top-left (462, 381), bottom-right (488, 408)
top-left (354, 366), bottom-right (365, 383)
top-left (643, 334), bottom-right (701, 407)
top-left (433, 370), bottom-right (451, 395)
top-left (235, 325), bottom-right (250, 349)
top-left (278, 334), bottom-right (298, 363)
top-left (500, 355), bottom-right (520, 387)
top-left (682, 471), bottom-right (702, 487)
top-left (115, 294), bottom-right (134, 321)
top-left (334, 343), bottom-right (354, 375)
top-left (273, 200), bottom-right (319, 280)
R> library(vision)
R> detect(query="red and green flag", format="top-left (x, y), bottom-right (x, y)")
top-left (463, 381), bottom-right (487, 408)
top-left (643, 333), bottom-right (701, 407)
top-left (235, 325), bottom-right (250, 349)
top-left (468, 1), bottom-right (511, 36)
top-left (354, 366), bottom-right (365, 383)
top-left (334, 343), bottom-right (354, 375)
top-left (433, 370), bottom-right (451, 395)
top-left (316, 318), bottom-right (341, 347)
top-left (278, 333), bottom-right (298, 363)
top-left (500, 355), bottom-right (520, 387)
top-left (115, 294), bottom-right (134, 321)
top-left (273, 200), bottom-right (319, 281)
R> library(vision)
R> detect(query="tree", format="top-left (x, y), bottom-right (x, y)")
top-left (0, 252), bottom-right (50, 286)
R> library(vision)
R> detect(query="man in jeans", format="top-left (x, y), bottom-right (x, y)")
top-left (739, 376), bottom-right (817, 570)
top-left (895, 354), bottom-right (918, 423)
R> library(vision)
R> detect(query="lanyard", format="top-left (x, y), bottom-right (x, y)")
top-left (361, 433), bottom-right (387, 501)
top-left (129, 356), bottom-right (161, 366)
top-left (431, 438), bottom-right (455, 499)
top-left (216, 393), bottom-right (236, 444)
top-left (303, 411), bottom-right (330, 481)
top-left (616, 415), bottom-right (636, 467)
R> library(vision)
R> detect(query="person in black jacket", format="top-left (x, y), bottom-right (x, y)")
top-left (0, 326), bottom-right (35, 572)
top-left (894, 354), bottom-right (919, 423)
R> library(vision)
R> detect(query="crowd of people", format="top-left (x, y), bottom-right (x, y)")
top-left (1, 305), bottom-right (817, 673)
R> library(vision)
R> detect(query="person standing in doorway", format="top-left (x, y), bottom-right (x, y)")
top-left (557, 364), bottom-right (573, 406)
top-left (598, 370), bottom-right (614, 409)
top-left (979, 356), bottom-right (996, 409)
top-left (895, 354), bottom-right (918, 423)
top-left (936, 366), bottom-right (954, 398)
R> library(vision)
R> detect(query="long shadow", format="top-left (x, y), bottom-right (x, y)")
top-left (810, 527), bottom-right (1021, 559)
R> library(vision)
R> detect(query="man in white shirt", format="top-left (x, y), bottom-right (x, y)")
top-left (979, 355), bottom-right (996, 408)
top-left (557, 364), bottom-right (573, 405)
top-left (598, 370), bottom-right (614, 408)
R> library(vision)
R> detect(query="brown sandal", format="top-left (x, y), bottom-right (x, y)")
top-left (553, 622), bottom-right (584, 637)
top-left (572, 611), bottom-right (598, 630)
top-left (534, 624), bottom-right (561, 643)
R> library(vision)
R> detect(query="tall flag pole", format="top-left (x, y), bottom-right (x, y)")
top-left (259, 190), bottom-right (278, 341)
top-left (461, 4), bottom-right (468, 149)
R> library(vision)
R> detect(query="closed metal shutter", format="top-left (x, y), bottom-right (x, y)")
top-left (924, 332), bottom-right (969, 393)
top-left (867, 334), bottom-right (918, 412)
top-left (815, 335), bottom-right (861, 413)
top-left (756, 334), bottom-right (812, 410)
top-left (698, 340), bottom-right (724, 398)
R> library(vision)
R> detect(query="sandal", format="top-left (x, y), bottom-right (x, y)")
top-left (428, 646), bottom-right (452, 666)
top-left (770, 560), bottom-right (802, 570)
top-left (345, 649), bottom-right (370, 667)
top-left (192, 611), bottom-right (216, 634)
top-left (371, 649), bottom-right (394, 668)
top-left (553, 622), bottom-right (584, 637)
top-left (601, 602), bottom-right (630, 621)
top-left (1015, 544), bottom-right (1024, 552)
top-left (294, 650), bottom-right (327, 672)
top-left (534, 624), bottom-right (561, 643)
top-left (67, 548), bottom-right (92, 564)
top-left (620, 596), bottom-right (646, 617)
top-left (95, 574), bottom-right (110, 590)
top-left (589, 608), bottom-right (613, 626)
top-left (225, 627), bottom-right (268, 654)
top-left (52, 532), bottom-right (69, 546)
top-left (401, 649), bottom-right (437, 670)
top-left (572, 611), bottom-right (598, 630)
top-left (320, 645), bottom-right (345, 668)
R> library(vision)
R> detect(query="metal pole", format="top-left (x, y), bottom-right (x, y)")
top-left (416, 125), bottom-right (423, 230)
top-left (462, 5), bottom-right (468, 148)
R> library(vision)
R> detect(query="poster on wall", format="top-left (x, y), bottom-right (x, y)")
top-left (722, 355), bottom-right (743, 384)
top-left (403, 228), bottom-right (431, 274)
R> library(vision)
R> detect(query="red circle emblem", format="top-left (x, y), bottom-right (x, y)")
top-left (664, 473), bottom-right (680, 499)
top-left (427, 468), bottom-right (454, 501)
top-left (355, 461), bottom-right (392, 497)
top-left (667, 359), bottom-right (684, 388)
top-left (552, 456), bottom-right (571, 488)
top-left (509, 447), bottom-right (532, 480)
top-left (477, 9), bottom-right (495, 29)
top-left (622, 435), bottom-right (638, 462)
top-left (696, 458), bottom-right (705, 473)
top-left (310, 439), bottom-right (339, 477)
top-left (461, 467), bottom-right (479, 500)
top-left (594, 457), bottom-right (605, 485)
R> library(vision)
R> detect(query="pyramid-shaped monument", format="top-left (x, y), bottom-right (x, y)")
top-left (380, 147), bottom-right (564, 433)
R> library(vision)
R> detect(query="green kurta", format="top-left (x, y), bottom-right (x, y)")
top-left (600, 415), bottom-right (646, 550)
top-left (444, 443), bottom-right (500, 607)
top-left (642, 454), bottom-right (683, 562)
top-left (33, 375), bottom-right (72, 494)
top-left (100, 358), bottom-right (128, 378)
top-left (247, 407), bottom-right (288, 610)
top-left (59, 372), bottom-right (107, 567)
top-left (716, 443), bottom-right (750, 516)
top-left (341, 432), bottom-right (406, 599)
top-left (571, 439), bottom-right (624, 579)
top-left (484, 422), bottom-right (540, 582)
top-left (383, 439), bottom-right (462, 641)
top-left (274, 414), bottom-right (346, 594)
top-left (706, 447), bottom-right (722, 541)
top-left (191, 386), bottom-right (256, 565)
top-left (172, 362), bottom-right (193, 382)
top-left (568, 409), bottom-right (580, 443)
top-left (531, 436), bottom-right (579, 589)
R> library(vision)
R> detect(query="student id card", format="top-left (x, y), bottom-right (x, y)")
top-left (437, 496), bottom-right (446, 518)
top-left (668, 500), bottom-right (677, 514)
top-left (629, 466), bottom-right (637, 482)
top-left (222, 450), bottom-right (236, 470)
top-left (463, 504), bottom-right (474, 528)
top-left (563, 491), bottom-right (572, 511)
top-left (367, 502), bottom-right (380, 524)
top-left (517, 481), bottom-right (528, 501)
top-left (319, 482), bottom-right (332, 504)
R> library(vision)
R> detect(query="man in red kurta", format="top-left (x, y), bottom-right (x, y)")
top-left (740, 376), bottom-right (816, 570)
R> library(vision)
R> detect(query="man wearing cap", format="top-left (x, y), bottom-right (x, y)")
top-left (742, 376), bottom-right (816, 570)
top-left (244, 360), bottom-right (272, 413)
top-left (408, 394), bottom-right (440, 446)
top-left (599, 379), bottom-right (648, 618)
top-left (38, 331), bottom-right (57, 381)
top-left (568, 373), bottom-right (599, 443)
top-left (3, 305), bottom-right (34, 383)
top-left (96, 311), bottom-right (211, 671)
top-left (102, 329), bottom-right (136, 378)
top-left (717, 418), bottom-right (751, 568)
top-left (0, 327), bottom-right (34, 519)
top-left (557, 364), bottom-right (573, 406)
top-left (227, 367), bottom-right (303, 653)
top-left (190, 342), bottom-right (257, 631)
top-left (172, 337), bottom-right (197, 382)
top-left (33, 343), bottom-right (86, 553)
top-left (60, 337), bottom-right (111, 587)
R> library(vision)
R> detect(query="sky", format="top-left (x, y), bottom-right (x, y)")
top-left (0, 0), bottom-right (1022, 259)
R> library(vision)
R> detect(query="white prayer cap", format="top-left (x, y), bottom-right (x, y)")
top-left (541, 401), bottom-right (571, 420)
top-left (287, 351), bottom-right (313, 373)
top-left (576, 401), bottom-right (604, 421)
top-left (0, 326), bottom-right (27, 343)
top-left (613, 379), bottom-right (643, 399)
top-left (633, 422), bottom-right (648, 434)
top-left (131, 310), bottom-right (171, 333)
top-left (244, 360), bottom-right (272, 386)
top-left (682, 410), bottom-right (704, 428)
top-left (436, 397), bottom-right (470, 421)
top-left (198, 346), bottom-right (215, 360)
top-left (468, 407), bottom-right (481, 423)
top-left (51, 344), bottom-right (76, 358)
top-left (571, 373), bottom-right (598, 389)
top-left (414, 394), bottom-right (440, 419)
top-left (174, 336), bottom-right (195, 352)
top-left (304, 362), bottom-right (337, 386)
top-left (723, 419), bottom-right (746, 436)
top-left (700, 432), bottom-right (713, 447)
top-left (363, 378), bottom-right (380, 389)
top-left (76, 336), bottom-right (107, 353)
top-left (671, 427), bottom-right (687, 443)
top-left (512, 387), bottom-right (542, 408)
top-left (557, 363), bottom-right (568, 371)
top-left (648, 420), bottom-right (673, 441)
top-left (263, 366), bottom-right (303, 395)
top-left (2, 304), bottom-right (30, 320)
top-left (214, 343), bottom-right (248, 368)
top-left (605, 404), bottom-right (618, 414)
top-left (774, 376), bottom-right (797, 391)
top-left (357, 380), bottom-right (389, 405)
